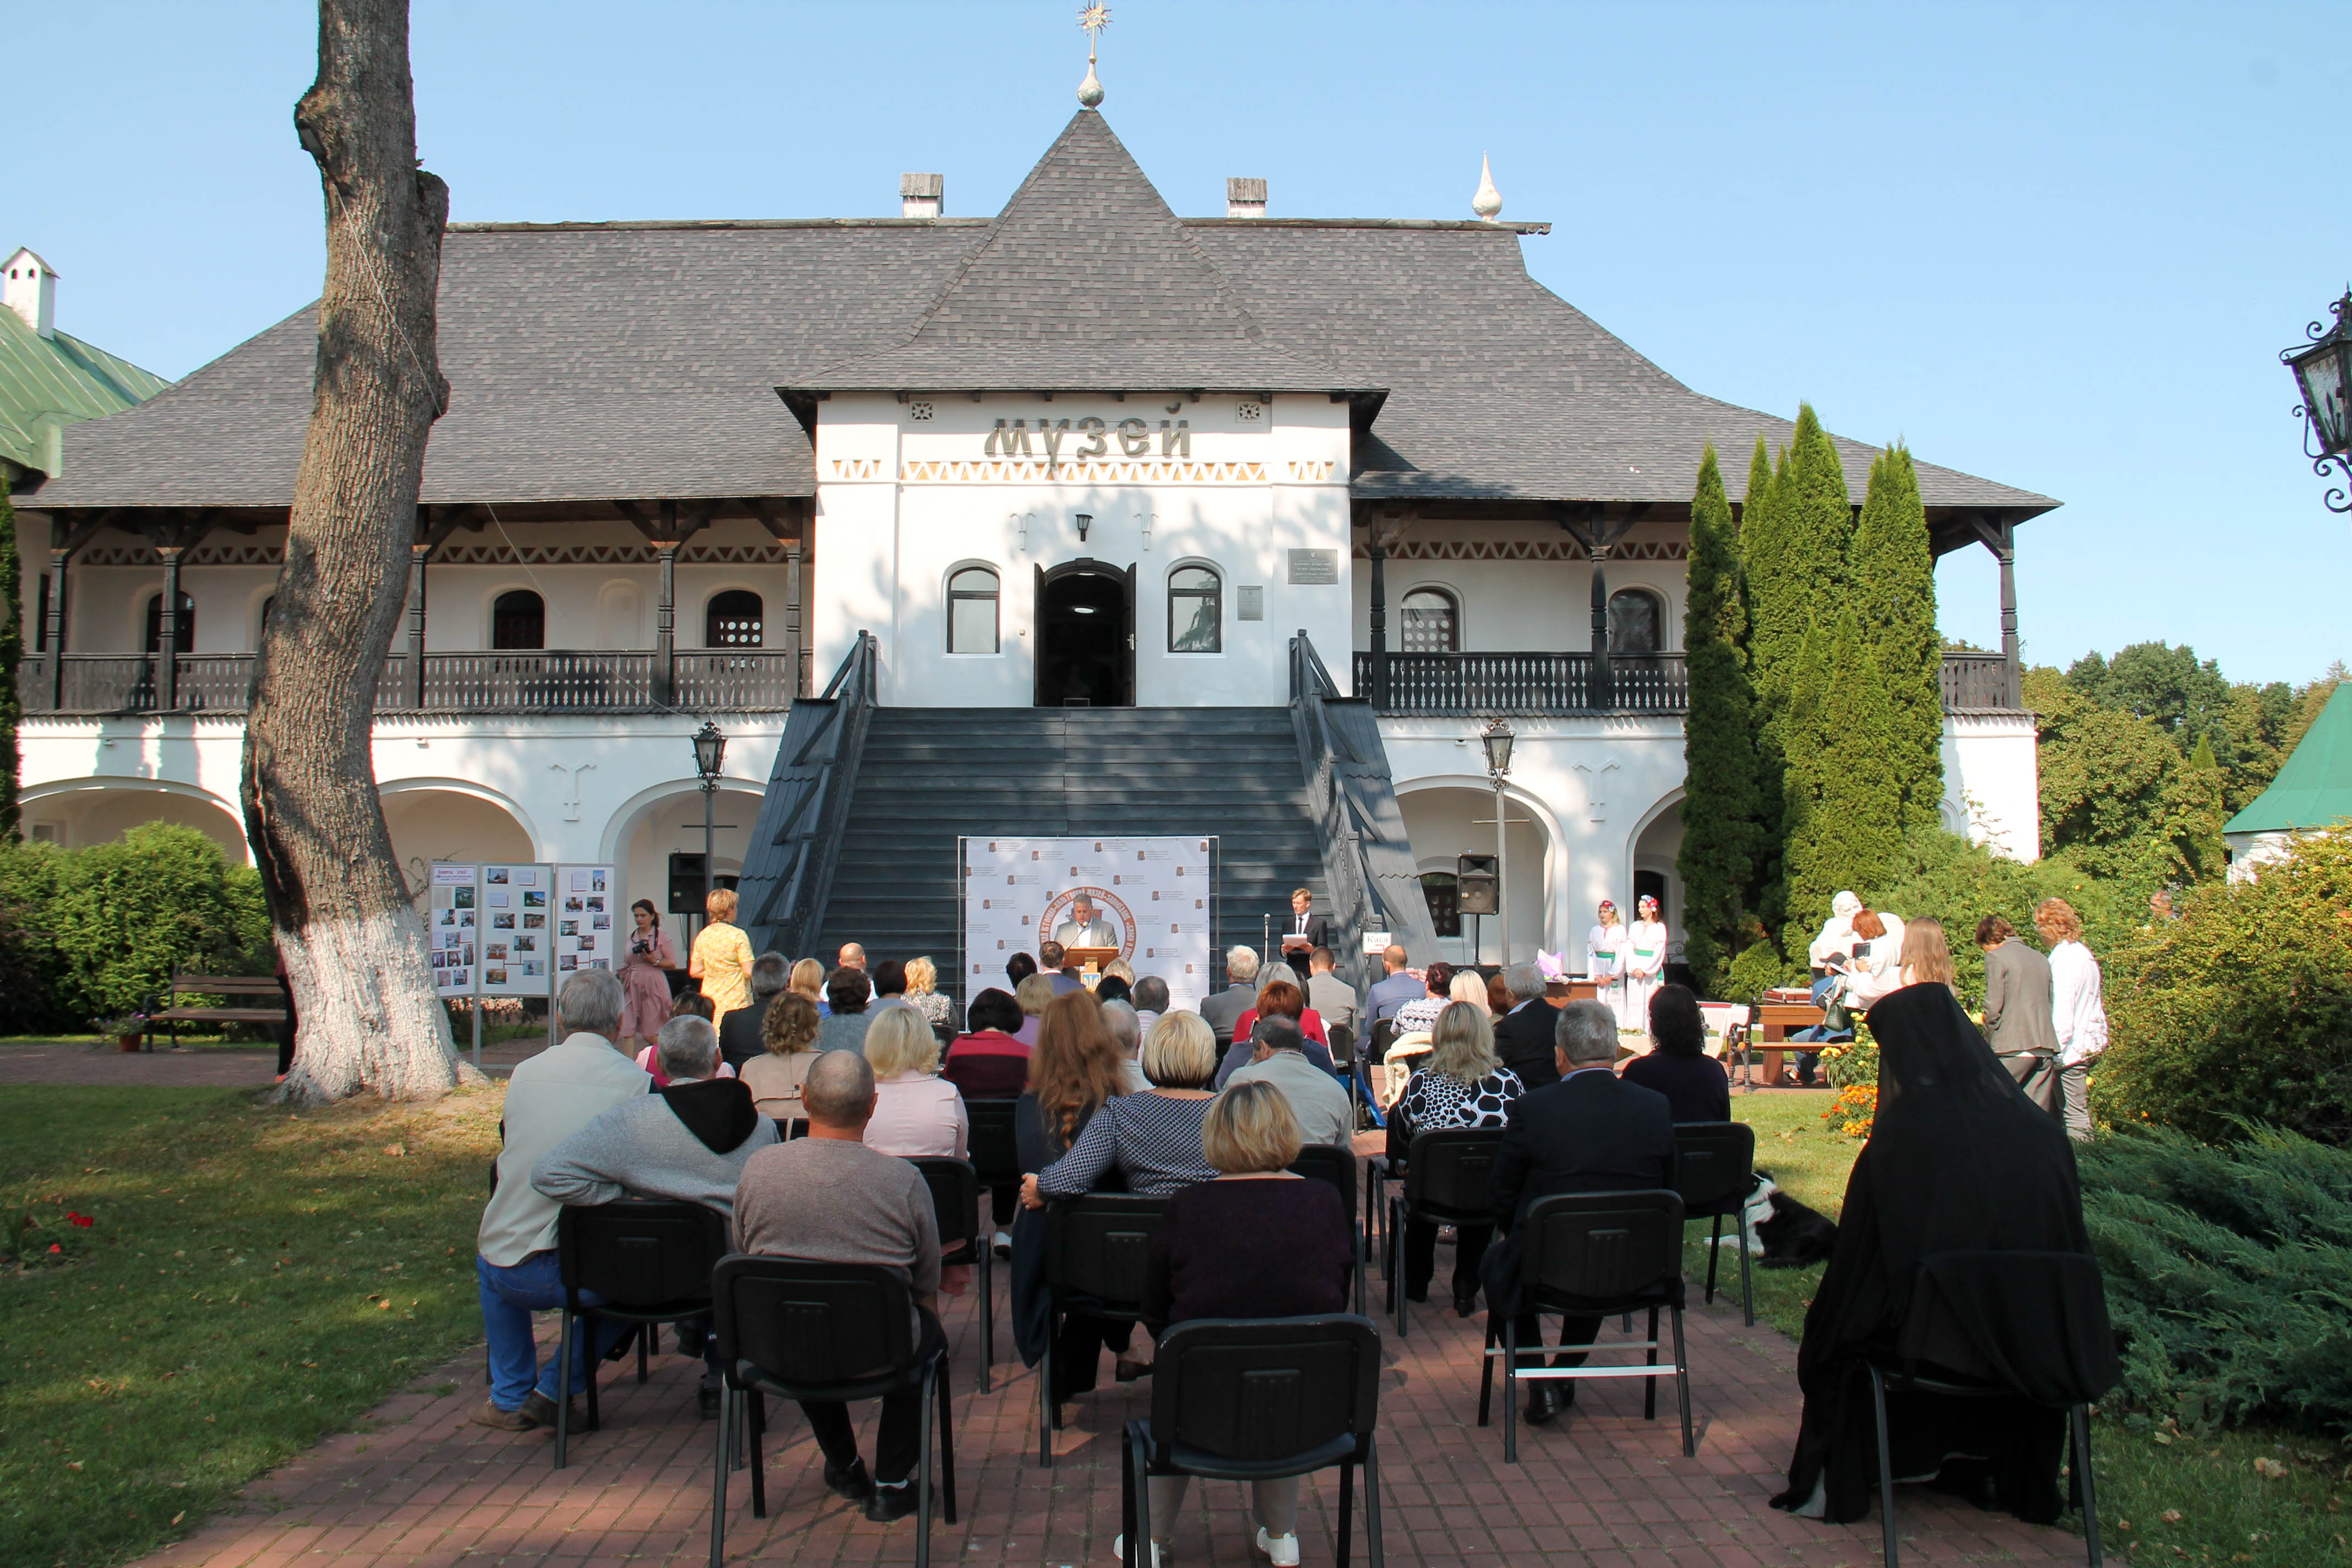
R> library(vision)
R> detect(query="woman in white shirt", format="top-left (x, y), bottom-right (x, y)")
top-left (1586, 901), bottom-right (1628, 1027)
top-left (2034, 897), bottom-right (2106, 1142)
top-left (1623, 896), bottom-right (1670, 1032)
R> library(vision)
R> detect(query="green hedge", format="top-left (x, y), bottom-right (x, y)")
top-left (2079, 1124), bottom-right (2352, 1435)
top-left (0, 823), bottom-right (271, 1031)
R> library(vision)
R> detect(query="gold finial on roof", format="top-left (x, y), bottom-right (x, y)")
top-left (1077, 4), bottom-right (1110, 107)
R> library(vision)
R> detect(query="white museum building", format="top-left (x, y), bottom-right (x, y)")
top-left (11, 106), bottom-right (2049, 989)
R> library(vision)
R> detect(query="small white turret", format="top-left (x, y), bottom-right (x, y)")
top-left (4, 247), bottom-right (57, 337)
top-left (1471, 155), bottom-right (1503, 222)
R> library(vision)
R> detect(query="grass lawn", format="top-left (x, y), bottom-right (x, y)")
top-left (0, 1082), bottom-right (504, 1568)
top-left (1700, 1090), bottom-right (2351, 1566)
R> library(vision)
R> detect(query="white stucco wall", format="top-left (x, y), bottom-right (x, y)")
top-left (1942, 714), bottom-right (2041, 862)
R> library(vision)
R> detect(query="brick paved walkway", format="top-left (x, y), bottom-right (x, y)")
top-left (132, 1240), bottom-right (2081, 1568)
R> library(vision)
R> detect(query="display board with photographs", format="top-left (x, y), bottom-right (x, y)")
top-left (477, 862), bottom-right (556, 997)
top-left (552, 864), bottom-right (616, 976)
top-left (427, 863), bottom-right (480, 994)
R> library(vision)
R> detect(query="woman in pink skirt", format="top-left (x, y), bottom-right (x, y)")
top-left (618, 899), bottom-right (679, 1053)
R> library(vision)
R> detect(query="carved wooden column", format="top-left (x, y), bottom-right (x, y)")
top-left (619, 499), bottom-right (712, 709)
top-left (155, 545), bottom-right (186, 710)
top-left (786, 537), bottom-right (805, 696)
top-left (1367, 538), bottom-right (1389, 710)
top-left (1970, 514), bottom-right (2022, 709)
top-left (43, 548), bottom-right (66, 709)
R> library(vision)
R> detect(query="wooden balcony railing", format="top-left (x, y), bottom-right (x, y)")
top-left (19, 649), bottom-right (805, 717)
top-left (1351, 650), bottom-right (2025, 716)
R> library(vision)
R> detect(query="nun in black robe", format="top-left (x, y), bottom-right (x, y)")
top-left (1771, 981), bottom-right (2119, 1524)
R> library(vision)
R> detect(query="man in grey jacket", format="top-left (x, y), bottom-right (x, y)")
top-left (533, 1014), bottom-right (778, 1413)
top-left (1199, 945), bottom-right (1262, 1044)
top-left (1224, 1018), bottom-right (1353, 1147)
top-left (1976, 915), bottom-right (2061, 1115)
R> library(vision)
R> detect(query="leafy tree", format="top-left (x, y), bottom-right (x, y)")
top-left (0, 476), bottom-right (21, 840)
top-left (2066, 642), bottom-right (2234, 756)
top-left (1675, 444), bottom-right (1763, 993)
top-left (1850, 443), bottom-right (1942, 832)
top-left (2028, 666), bottom-right (2195, 881)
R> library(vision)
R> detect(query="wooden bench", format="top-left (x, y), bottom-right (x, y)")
top-left (1746, 999), bottom-right (1828, 1087)
top-left (149, 971), bottom-right (287, 1052)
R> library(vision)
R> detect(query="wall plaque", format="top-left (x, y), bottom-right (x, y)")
top-left (1237, 586), bottom-right (1265, 621)
top-left (1287, 548), bottom-right (1338, 585)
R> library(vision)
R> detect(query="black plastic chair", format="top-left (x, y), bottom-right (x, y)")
top-left (1476, 1189), bottom-right (1692, 1464)
top-left (708, 1257), bottom-right (955, 1568)
top-left (1866, 1250), bottom-right (2115, 1567)
top-left (1381, 1128), bottom-right (1504, 1337)
top-left (554, 1199), bottom-right (730, 1469)
top-left (1287, 1142), bottom-right (1366, 1315)
top-left (1040, 1193), bottom-right (1169, 1468)
top-left (1122, 1316), bottom-right (1385, 1568)
top-left (966, 1099), bottom-right (1021, 1213)
top-left (1673, 1121), bottom-right (1757, 1326)
top-left (908, 1156), bottom-right (995, 1391)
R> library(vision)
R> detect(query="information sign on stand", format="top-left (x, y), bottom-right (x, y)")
top-left (554, 865), bottom-right (617, 978)
top-left (478, 864), bottom-right (556, 998)
top-left (427, 865), bottom-right (480, 995)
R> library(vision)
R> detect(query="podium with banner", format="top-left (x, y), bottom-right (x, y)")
top-left (960, 836), bottom-right (1218, 1014)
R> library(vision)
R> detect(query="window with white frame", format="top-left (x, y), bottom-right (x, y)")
top-left (948, 566), bottom-right (1000, 653)
top-left (1168, 565), bottom-right (1221, 652)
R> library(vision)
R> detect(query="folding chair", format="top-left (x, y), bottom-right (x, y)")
top-left (1382, 1128), bottom-right (1502, 1337)
top-left (554, 1199), bottom-right (729, 1469)
top-left (907, 1156), bottom-right (995, 1390)
top-left (1673, 1121), bottom-right (1758, 1326)
top-left (1039, 1193), bottom-right (1169, 1467)
top-left (1287, 1142), bottom-right (1366, 1315)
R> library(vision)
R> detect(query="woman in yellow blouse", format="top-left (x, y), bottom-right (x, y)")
top-left (688, 887), bottom-right (756, 1030)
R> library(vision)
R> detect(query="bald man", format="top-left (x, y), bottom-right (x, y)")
top-left (837, 943), bottom-right (867, 971)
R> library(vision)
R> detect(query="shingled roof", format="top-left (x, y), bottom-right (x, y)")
top-left (30, 108), bottom-right (2055, 522)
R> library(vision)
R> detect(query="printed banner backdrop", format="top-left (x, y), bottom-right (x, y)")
top-left (478, 863), bottom-right (554, 997)
top-left (961, 836), bottom-right (1217, 1014)
top-left (554, 864), bottom-right (617, 975)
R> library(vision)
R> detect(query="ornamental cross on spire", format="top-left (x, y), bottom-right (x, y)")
top-left (1077, 4), bottom-right (1110, 107)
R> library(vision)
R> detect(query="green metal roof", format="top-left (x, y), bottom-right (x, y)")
top-left (2224, 683), bottom-right (2352, 835)
top-left (0, 303), bottom-right (169, 478)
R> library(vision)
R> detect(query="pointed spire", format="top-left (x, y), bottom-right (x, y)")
top-left (1471, 154), bottom-right (1502, 221)
top-left (1077, 3), bottom-right (1110, 108)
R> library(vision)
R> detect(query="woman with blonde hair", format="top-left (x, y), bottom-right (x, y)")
top-left (1586, 899), bottom-right (1627, 1025)
top-left (1895, 916), bottom-right (1958, 992)
top-left (2034, 897), bottom-right (2106, 1142)
top-left (740, 993), bottom-right (820, 1121)
top-left (1012, 972), bottom-right (1059, 1047)
top-left (1131, 1080), bottom-right (1352, 1567)
top-left (903, 955), bottom-right (955, 1031)
top-left (861, 1005), bottom-right (967, 1158)
top-left (687, 886), bottom-right (755, 1031)
top-left (787, 956), bottom-right (825, 1009)
top-left (1386, 1000), bottom-right (1525, 1315)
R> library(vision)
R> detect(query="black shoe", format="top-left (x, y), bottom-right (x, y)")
top-left (822, 1456), bottom-right (873, 1501)
top-left (1523, 1384), bottom-right (1564, 1426)
top-left (1453, 1285), bottom-right (1479, 1318)
top-left (1403, 1284), bottom-right (1430, 1304)
top-left (695, 1378), bottom-right (720, 1419)
top-left (863, 1482), bottom-right (919, 1523)
top-left (673, 1320), bottom-right (707, 1358)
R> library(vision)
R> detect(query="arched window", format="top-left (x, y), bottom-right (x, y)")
top-left (492, 590), bottom-right (545, 650)
top-left (1168, 565), bottom-right (1221, 654)
top-left (705, 590), bottom-right (763, 647)
top-left (947, 567), bottom-right (999, 654)
top-left (1607, 588), bottom-right (1663, 655)
top-left (143, 591), bottom-right (195, 654)
top-left (1400, 587), bottom-right (1459, 652)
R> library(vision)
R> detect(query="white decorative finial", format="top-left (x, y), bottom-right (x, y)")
top-left (1077, 3), bottom-right (1110, 107)
top-left (1471, 154), bottom-right (1503, 221)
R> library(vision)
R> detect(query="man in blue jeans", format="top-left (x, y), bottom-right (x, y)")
top-left (473, 968), bottom-right (650, 1430)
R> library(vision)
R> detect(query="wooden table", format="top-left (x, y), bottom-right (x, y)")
top-left (1747, 1001), bottom-right (1827, 1088)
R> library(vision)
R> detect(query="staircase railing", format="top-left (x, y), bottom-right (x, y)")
top-left (1289, 631), bottom-right (1439, 992)
top-left (737, 631), bottom-right (878, 957)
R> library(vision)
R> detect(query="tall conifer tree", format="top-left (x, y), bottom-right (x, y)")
top-left (1782, 610), bottom-right (1901, 951)
top-left (1852, 444), bottom-right (1943, 831)
top-left (1738, 437), bottom-right (1796, 940)
top-left (1675, 445), bottom-right (1761, 992)
top-left (0, 477), bottom-right (21, 840)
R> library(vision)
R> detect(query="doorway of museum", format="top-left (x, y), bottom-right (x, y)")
top-left (1034, 559), bottom-right (1134, 706)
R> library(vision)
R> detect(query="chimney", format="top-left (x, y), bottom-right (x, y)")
top-left (900, 173), bottom-right (944, 219)
top-left (4, 248), bottom-right (57, 338)
top-left (1225, 178), bottom-right (1267, 219)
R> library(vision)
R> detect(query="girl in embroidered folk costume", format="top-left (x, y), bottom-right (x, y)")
top-left (1622, 895), bottom-right (1669, 1032)
top-left (1586, 900), bottom-right (1629, 1026)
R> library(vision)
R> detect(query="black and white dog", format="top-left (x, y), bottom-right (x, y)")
top-left (1728, 1171), bottom-right (1841, 1269)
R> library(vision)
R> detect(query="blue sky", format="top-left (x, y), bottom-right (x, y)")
top-left (14, 2), bottom-right (2348, 685)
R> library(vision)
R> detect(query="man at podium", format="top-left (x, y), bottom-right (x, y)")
top-left (1052, 894), bottom-right (1119, 950)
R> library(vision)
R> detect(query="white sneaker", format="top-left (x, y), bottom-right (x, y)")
top-left (1110, 1536), bottom-right (1166, 1567)
top-left (1255, 1528), bottom-right (1300, 1566)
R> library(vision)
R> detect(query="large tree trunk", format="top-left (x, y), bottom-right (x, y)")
top-left (244, 0), bottom-right (466, 1103)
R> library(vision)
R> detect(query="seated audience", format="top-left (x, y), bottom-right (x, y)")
top-left (1099, 999), bottom-right (1154, 1092)
top-left (473, 970), bottom-right (650, 1431)
top-left (1224, 1017), bottom-right (1352, 1147)
top-left (868, 958), bottom-right (912, 1012)
top-left (740, 993), bottom-right (822, 1120)
top-left (1774, 982), bottom-right (2116, 1525)
top-left (1038, 940), bottom-right (1082, 995)
top-left (1101, 957), bottom-right (1137, 987)
top-left (903, 955), bottom-right (956, 1032)
top-left (533, 1013), bottom-right (778, 1413)
top-left (1131, 1081), bottom-right (1352, 1568)
top-left (1304, 945), bottom-right (1357, 1035)
top-left (635, 1009), bottom-right (738, 1085)
top-left (1490, 962), bottom-right (1562, 1090)
top-left (837, 943), bottom-right (868, 973)
top-left (671, 991), bottom-right (716, 1022)
top-left (1012, 972), bottom-right (1058, 1047)
top-left (788, 956), bottom-right (827, 1016)
top-left (732, 1052), bottom-right (943, 1525)
top-left (1387, 1000), bottom-right (1525, 1315)
top-left (1025, 1010), bottom-right (1219, 1202)
top-left (1484, 1000), bottom-right (1675, 1429)
top-left (1004, 951), bottom-right (1039, 992)
top-left (862, 1006), bottom-right (968, 1159)
top-left (1129, 975), bottom-right (1169, 1037)
top-left (1621, 984), bottom-right (1731, 1123)
top-left (1093, 973), bottom-right (1133, 1006)
top-left (1214, 977), bottom-right (1335, 1086)
top-left (1198, 946), bottom-right (1263, 1044)
top-left (816, 966), bottom-right (874, 1054)
top-left (1365, 944), bottom-right (1424, 1030)
top-left (1011, 989), bottom-right (1139, 1401)
top-left (1485, 969), bottom-right (1515, 1017)
top-left (940, 987), bottom-right (1031, 1101)
top-left (1392, 961), bottom-right (1457, 1035)
top-left (717, 951), bottom-right (788, 1074)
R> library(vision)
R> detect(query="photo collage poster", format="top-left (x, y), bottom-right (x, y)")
top-left (478, 863), bottom-right (556, 997)
top-left (427, 863), bottom-right (478, 993)
top-left (553, 864), bottom-right (615, 977)
top-left (960, 836), bottom-right (1215, 1014)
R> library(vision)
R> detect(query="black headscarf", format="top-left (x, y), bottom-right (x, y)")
top-left (1773, 982), bottom-right (2116, 1525)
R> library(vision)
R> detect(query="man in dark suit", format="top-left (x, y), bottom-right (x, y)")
top-left (1489, 961), bottom-right (1563, 1090)
top-left (717, 951), bottom-right (790, 1073)
top-left (1483, 999), bottom-right (1676, 1427)
top-left (1277, 888), bottom-right (1332, 983)
top-left (1036, 941), bottom-right (1083, 996)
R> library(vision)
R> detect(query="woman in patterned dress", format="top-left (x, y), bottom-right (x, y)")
top-left (1622, 895), bottom-right (1670, 1032)
top-left (687, 887), bottom-right (756, 1033)
top-left (617, 899), bottom-right (678, 1053)
top-left (1387, 1000), bottom-right (1525, 1317)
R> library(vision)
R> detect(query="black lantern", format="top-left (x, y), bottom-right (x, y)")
top-left (1074, 512), bottom-right (1092, 542)
top-left (692, 720), bottom-right (727, 788)
top-left (2283, 290), bottom-right (2352, 513)
top-left (1480, 714), bottom-right (1515, 777)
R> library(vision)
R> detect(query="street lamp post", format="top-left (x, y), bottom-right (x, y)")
top-left (2283, 288), bottom-right (2352, 514)
top-left (692, 720), bottom-right (727, 916)
top-left (1480, 715), bottom-right (1515, 966)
